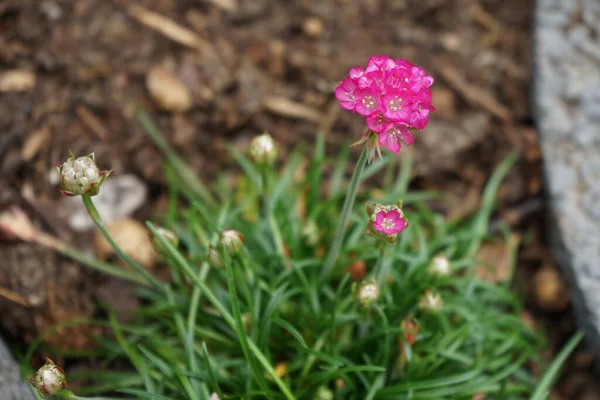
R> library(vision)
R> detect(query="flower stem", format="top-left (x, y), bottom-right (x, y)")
top-left (262, 171), bottom-right (285, 256)
top-left (320, 146), bottom-right (368, 281)
top-left (374, 244), bottom-right (389, 286)
top-left (81, 195), bottom-right (163, 290)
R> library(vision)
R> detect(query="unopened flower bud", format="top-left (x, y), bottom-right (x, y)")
top-left (210, 393), bottom-right (220, 400)
top-left (152, 226), bottom-right (178, 256)
top-left (57, 152), bottom-right (111, 196)
top-left (29, 358), bottom-right (67, 398)
top-left (354, 279), bottom-right (380, 308)
top-left (301, 220), bottom-right (320, 246)
top-left (249, 132), bottom-right (278, 167)
top-left (427, 255), bottom-right (451, 277)
top-left (365, 201), bottom-right (409, 244)
top-left (219, 229), bottom-right (244, 255)
top-left (315, 386), bottom-right (334, 400)
top-left (207, 246), bottom-right (224, 268)
top-left (418, 290), bottom-right (443, 312)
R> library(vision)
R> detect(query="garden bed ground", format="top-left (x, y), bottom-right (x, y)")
top-left (0, 0), bottom-right (597, 397)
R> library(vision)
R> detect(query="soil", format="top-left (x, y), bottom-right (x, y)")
top-left (0, 0), bottom-right (595, 398)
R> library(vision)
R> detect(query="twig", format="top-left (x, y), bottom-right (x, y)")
top-left (127, 4), bottom-right (213, 53)
top-left (263, 95), bottom-right (322, 122)
top-left (76, 106), bottom-right (109, 140)
top-left (438, 64), bottom-right (512, 122)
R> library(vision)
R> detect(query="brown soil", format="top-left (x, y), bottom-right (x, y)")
top-left (0, 0), bottom-right (595, 397)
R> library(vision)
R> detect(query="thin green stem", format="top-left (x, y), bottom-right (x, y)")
top-left (53, 242), bottom-right (147, 286)
top-left (374, 244), bottom-right (389, 286)
top-left (320, 146), bottom-right (368, 281)
top-left (82, 195), bottom-right (163, 290)
top-left (147, 222), bottom-right (297, 400)
top-left (262, 171), bottom-right (285, 256)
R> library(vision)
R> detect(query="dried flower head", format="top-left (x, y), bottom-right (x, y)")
top-left (335, 55), bottom-right (435, 155)
top-left (249, 132), bottom-right (278, 167)
top-left (152, 226), bottom-right (178, 256)
top-left (355, 279), bottom-right (380, 307)
top-left (365, 201), bottom-right (409, 244)
top-left (301, 219), bottom-right (320, 246)
top-left (428, 255), bottom-right (451, 277)
top-left (57, 152), bottom-right (111, 196)
top-left (219, 229), bottom-right (245, 255)
top-left (29, 358), bottom-right (67, 398)
top-left (418, 290), bottom-right (444, 313)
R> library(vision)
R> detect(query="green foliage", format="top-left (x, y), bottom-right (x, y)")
top-left (26, 113), bottom-right (581, 399)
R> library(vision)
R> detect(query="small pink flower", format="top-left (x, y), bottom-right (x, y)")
top-left (366, 113), bottom-right (392, 134)
top-left (354, 88), bottom-right (380, 116)
top-left (378, 125), bottom-right (414, 153)
top-left (349, 66), bottom-right (365, 79)
top-left (365, 201), bottom-right (409, 244)
top-left (373, 209), bottom-right (407, 234)
top-left (335, 77), bottom-right (358, 110)
top-left (365, 55), bottom-right (396, 73)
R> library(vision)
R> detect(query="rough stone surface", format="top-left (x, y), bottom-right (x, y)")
top-left (0, 338), bottom-right (35, 400)
top-left (535, 0), bottom-right (600, 357)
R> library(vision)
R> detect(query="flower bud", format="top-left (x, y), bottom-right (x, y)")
top-left (427, 255), bottom-right (451, 277)
top-left (301, 220), bottom-right (320, 246)
top-left (29, 358), bottom-right (67, 398)
top-left (57, 152), bottom-right (111, 196)
top-left (218, 229), bottom-right (244, 255)
top-left (418, 290), bottom-right (443, 312)
top-left (210, 393), bottom-right (220, 400)
top-left (248, 132), bottom-right (278, 167)
top-left (365, 201), bottom-right (409, 244)
top-left (207, 246), bottom-right (225, 268)
top-left (152, 226), bottom-right (178, 256)
top-left (354, 279), bottom-right (380, 308)
top-left (315, 386), bottom-right (334, 400)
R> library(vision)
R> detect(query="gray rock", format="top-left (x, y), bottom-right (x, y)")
top-left (535, 0), bottom-right (600, 358)
top-left (0, 337), bottom-right (35, 400)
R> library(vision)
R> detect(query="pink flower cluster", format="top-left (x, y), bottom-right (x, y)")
top-left (335, 55), bottom-right (435, 153)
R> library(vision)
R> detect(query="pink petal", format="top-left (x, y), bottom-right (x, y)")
top-left (398, 128), bottom-right (414, 145)
top-left (378, 131), bottom-right (389, 147)
top-left (366, 55), bottom-right (395, 73)
top-left (349, 66), bottom-right (364, 79)
top-left (392, 219), bottom-right (406, 233)
top-left (354, 89), bottom-right (380, 116)
top-left (375, 211), bottom-right (386, 224)
top-left (386, 209), bottom-right (400, 220)
top-left (367, 114), bottom-right (392, 134)
top-left (387, 138), bottom-right (401, 153)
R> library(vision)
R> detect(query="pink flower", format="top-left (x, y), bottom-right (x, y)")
top-left (373, 209), bottom-right (407, 234)
top-left (335, 77), bottom-right (358, 111)
top-left (365, 201), bottom-right (409, 244)
top-left (334, 55), bottom-right (434, 156)
top-left (378, 125), bottom-right (414, 153)
top-left (354, 88), bottom-right (380, 116)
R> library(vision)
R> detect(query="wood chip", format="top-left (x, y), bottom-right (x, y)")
top-left (475, 233), bottom-right (521, 283)
top-left (207, 0), bottom-right (238, 11)
top-left (76, 106), bottom-right (110, 140)
top-left (21, 126), bottom-right (51, 161)
top-left (127, 4), bottom-right (213, 53)
top-left (438, 64), bottom-right (512, 122)
top-left (263, 95), bottom-right (322, 122)
top-left (0, 69), bottom-right (36, 92)
top-left (0, 287), bottom-right (30, 307)
top-left (146, 66), bottom-right (192, 112)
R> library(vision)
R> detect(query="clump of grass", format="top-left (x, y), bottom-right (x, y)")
top-left (24, 110), bottom-right (581, 400)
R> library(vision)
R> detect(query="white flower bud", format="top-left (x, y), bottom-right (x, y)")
top-left (152, 227), bottom-right (179, 256)
top-left (57, 152), bottom-right (110, 196)
top-left (418, 290), bottom-right (443, 312)
top-left (248, 133), bottom-right (278, 166)
top-left (356, 280), bottom-right (380, 307)
top-left (29, 358), bottom-right (67, 398)
top-left (219, 229), bottom-right (244, 255)
top-left (427, 256), bottom-right (451, 277)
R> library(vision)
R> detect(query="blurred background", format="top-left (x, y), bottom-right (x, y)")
top-left (0, 0), bottom-right (597, 398)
